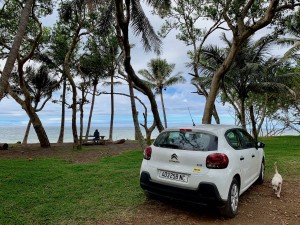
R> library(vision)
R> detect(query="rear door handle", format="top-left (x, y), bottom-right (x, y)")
top-left (252, 154), bottom-right (255, 158)
top-left (240, 156), bottom-right (244, 161)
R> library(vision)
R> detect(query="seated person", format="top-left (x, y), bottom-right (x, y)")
top-left (94, 129), bottom-right (100, 142)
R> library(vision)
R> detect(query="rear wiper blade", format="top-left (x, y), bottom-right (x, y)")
top-left (159, 143), bottom-right (179, 149)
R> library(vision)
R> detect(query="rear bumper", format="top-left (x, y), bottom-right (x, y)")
top-left (140, 171), bottom-right (225, 206)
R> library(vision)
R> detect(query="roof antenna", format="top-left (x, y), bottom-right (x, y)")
top-left (188, 107), bottom-right (196, 127)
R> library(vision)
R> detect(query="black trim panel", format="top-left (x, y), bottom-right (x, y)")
top-left (140, 171), bottom-right (225, 206)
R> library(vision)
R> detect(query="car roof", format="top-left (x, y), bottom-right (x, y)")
top-left (162, 124), bottom-right (241, 136)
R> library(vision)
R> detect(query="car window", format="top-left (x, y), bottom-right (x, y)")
top-left (236, 129), bottom-right (256, 148)
top-left (153, 131), bottom-right (218, 151)
top-left (225, 130), bottom-right (242, 150)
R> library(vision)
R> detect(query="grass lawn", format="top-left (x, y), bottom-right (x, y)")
top-left (0, 136), bottom-right (299, 224)
top-left (260, 136), bottom-right (300, 178)
top-left (0, 150), bottom-right (145, 224)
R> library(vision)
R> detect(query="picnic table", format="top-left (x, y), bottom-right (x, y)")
top-left (85, 135), bottom-right (106, 145)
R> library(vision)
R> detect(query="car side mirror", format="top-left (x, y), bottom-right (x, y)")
top-left (255, 141), bottom-right (265, 149)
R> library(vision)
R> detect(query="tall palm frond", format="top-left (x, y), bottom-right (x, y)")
top-left (98, 1), bottom-right (114, 35)
top-left (277, 10), bottom-right (300, 61)
top-left (164, 74), bottom-right (185, 86)
top-left (131, 0), bottom-right (161, 52)
top-left (25, 64), bottom-right (60, 101)
top-left (138, 57), bottom-right (185, 93)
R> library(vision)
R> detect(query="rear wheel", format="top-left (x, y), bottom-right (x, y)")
top-left (256, 161), bottom-right (264, 184)
top-left (220, 178), bottom-right (239, 218)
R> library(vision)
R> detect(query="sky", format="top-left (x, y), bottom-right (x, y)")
top-left (0, 3), bottom-right (288, 131)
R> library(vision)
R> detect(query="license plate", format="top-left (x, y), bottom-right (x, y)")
top-left (159, 170), bottom-right (188, 183)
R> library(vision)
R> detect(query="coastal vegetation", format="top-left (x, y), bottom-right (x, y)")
top-left (0, 1), bottom-right (299, 148)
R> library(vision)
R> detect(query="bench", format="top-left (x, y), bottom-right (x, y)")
top-left (85, 135), bottom-right (106, 145)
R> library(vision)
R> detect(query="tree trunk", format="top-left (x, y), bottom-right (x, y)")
top-left (257, 95), bottom-right (269, 137)
top-left (145, 132), bottom-right (152, 145)
top-left (160, 91), bottom-right (167, 128)
top-left (202, 0), bottom-right (282, 124)
top-left (79, 84), bottom-right (84, 149)
top-left (22, 119), bottom-right (31, 145)
top-left (249, 105), bottom-right (258, 141)
top-left (109, 74), bottom-right (114, 141)
top-left (63, 27), bottom-right (81, 146)
top-left (0, 0), bottom-right (34, 99)
top-left (128, 76), bottom-right (146, 149)
top-left (202, 41), bottom-right (241, 124)
top-left (27, 107), bottom-right (51, 147)
top-left (57, 77), bottom-right (66, 143)
top-left (250, 94), bottom-right (269, 141)
top-left (85, 80), bottom-right (98, 141)
top-left (9, 87), bottom-right (50, 148)
top-left (240, 98), bottom-right (246, 129)
top-left (192, 58), bottom-right (220, 124)
top-left (212, 105), bottom-right (220, 124)
top-left (114, 1), bottom-right (164, 133)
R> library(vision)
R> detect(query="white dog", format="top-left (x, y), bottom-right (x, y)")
top-left (271, 162), bottom-right (283, 198)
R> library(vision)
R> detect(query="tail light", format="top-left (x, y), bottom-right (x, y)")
top-left (143, 146), bottom-right (152, 160)
top-left (206, 153), bottom-right (229, 169)
top-left (180, 129), bottom-right (192, 132)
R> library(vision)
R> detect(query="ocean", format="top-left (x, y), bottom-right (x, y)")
top-left (0, 126), bottom-right (160, 144)
top-left (1, 125), bottom-right (297, 144)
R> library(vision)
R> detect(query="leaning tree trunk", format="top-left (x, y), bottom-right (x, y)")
top-left (249, 105), bottom-right (258, 141)
top-left (212, 105), bottom-right (220, 124)
top-left (57, 77), bottom-right (66, 143)
top-left (0, 0), bottom-right (34, 99)
top-left (23, 101), bottom-right (40, 144)
top-left (22, 119), bottom-right (31, 145)
top-left (128, 76), bottom-right (146, 149)
top-left (9, 88), bottom-right (51, 148)
top-left (202, 41), bottom-right (240, 124)
top-left (257, 95), bottom-right (269, 137)
top-left (114, 1), bottom-right (164, 133)
top-left (26, 107), bottom-right (51, 147)
top-left (202, 3), bottom-right (281, 124)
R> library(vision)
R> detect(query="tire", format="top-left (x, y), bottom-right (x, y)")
top-left (220, 178), bottom-right (239, 218)
top-left (256, 161), bottom-right (265, 184)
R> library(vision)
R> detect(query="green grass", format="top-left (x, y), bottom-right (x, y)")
top-left (0, 136), bottom-right (299, 224)
top-left (0, 150), bottom-right (145, 225)
top-left (260, 136), bottom-right (300, 178)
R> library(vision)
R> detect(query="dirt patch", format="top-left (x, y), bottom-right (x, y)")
top-left (1, 142), bottom-right (299, 225)
top-left (0, 141), bottom-right (141, 163)
top-left (106, 180), bottom-right (300, 225)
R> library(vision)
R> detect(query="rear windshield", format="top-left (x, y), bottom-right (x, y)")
top-left (153, 131), bottom-right (218, 151)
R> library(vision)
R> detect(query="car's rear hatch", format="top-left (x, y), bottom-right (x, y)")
top-left (146, 129), bottom-right (219, 189)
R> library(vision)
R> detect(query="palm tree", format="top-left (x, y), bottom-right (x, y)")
top-left (22, 65), bottom-right (60, 144)
top-left (200, 34), bottom-right (297, 137)
top-left (138, 58), bottom-right (185, 128)
top-left (58, 0), bottom-right (104, 147)
top-left (113, 0), bottom-right (171, 134)
top-left (277, 10), bottom-right (300, 62)
top-left (78, 36), bottom-right (115, 142)
top-left (46, 23), bottom-right (71, 144)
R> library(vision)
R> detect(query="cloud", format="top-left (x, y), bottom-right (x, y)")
top-left (0, 3), bottom-right (289, 133)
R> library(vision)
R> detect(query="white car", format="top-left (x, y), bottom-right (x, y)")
top-left (140, 125), bottom-right (265, 218)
